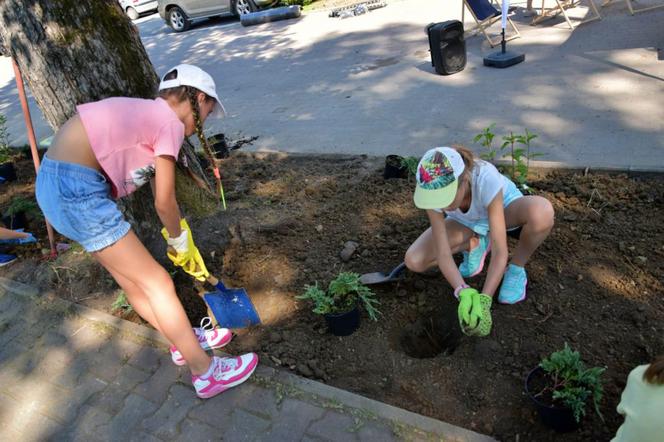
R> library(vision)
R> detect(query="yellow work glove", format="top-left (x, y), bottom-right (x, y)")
top-left (161, 219), bottom-right (209, 282)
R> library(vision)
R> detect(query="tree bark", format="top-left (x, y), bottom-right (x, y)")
top-left (0, 0), bottom-right (218, 247)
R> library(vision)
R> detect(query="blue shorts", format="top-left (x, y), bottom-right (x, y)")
top-left (447, 178), bottom-right (524, 237)
top-left (36, 156), bottom-right (130, 252)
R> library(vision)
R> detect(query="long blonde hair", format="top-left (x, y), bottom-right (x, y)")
top-left (452, 144), bottom-right (476, 184)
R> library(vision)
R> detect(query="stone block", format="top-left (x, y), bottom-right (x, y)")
top-left (177, 418), bottom-right (223, 441)
top-left (142, 384), bottom-right (201, 439)
top-left (111, 364), bottom-right (152, 392)
top-left (134, 360), bottom-right (180, 404)
top-left (127, 346), bottom-right (163, 372)
top-left (305, 410), bottom-right (359, 441)
top-left (98, 394), bottom-right (158, 440)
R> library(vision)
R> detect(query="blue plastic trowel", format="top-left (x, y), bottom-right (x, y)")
top-left (196, 273), bottom-right (261, 329)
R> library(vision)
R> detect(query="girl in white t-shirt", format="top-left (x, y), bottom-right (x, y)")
top-left (405, 146), bottom-right (554, 336)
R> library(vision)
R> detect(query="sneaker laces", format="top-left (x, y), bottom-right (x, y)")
top-left (194, 317), bottom-right (216, 343)
top-left (502, 266), bottom-right (525, 291)
top-left (212, 357), bottom-right (238, 380)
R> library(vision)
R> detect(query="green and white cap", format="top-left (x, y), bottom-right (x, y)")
top-left (413, 147), bottom-right (465, 209)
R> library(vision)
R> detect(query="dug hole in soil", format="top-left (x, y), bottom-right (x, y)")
top-left (3, 151), bottom-right (664, 441)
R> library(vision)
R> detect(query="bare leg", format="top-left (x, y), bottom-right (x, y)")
top-left (503, 196), bottom-right (554, 267)
top-left (106, 267), bottom-right (165, 336)
top-left (93, 230), bottom-right (211, 375)
top-left (405, 219), bottom-right (475, 273)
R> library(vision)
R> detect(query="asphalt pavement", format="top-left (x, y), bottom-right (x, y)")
top-left (1, 0), bottom-right (663, 170)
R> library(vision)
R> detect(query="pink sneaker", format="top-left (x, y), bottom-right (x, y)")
top-left (170, 317), bottom-right (233, 366)
top-left (192, 354), bottom-right (259, 399)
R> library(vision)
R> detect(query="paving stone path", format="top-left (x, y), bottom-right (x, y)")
top-left (0, 277), bottom-right (495, 442)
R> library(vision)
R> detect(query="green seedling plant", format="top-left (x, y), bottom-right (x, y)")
top-left (111, 291), bottom-right (134, 313)
top-left (474, 124), bottom-right (541, 188)
top-left (5, 196), bottom-right (42, 218)
top-left (298, 272), bottom-right (380, 321)
top-left (473, 123), bottom-right (498, 162)
top-left (399, 156), bottom-right (419, 178)
top-left (536, 343), bottom-right (605, 423)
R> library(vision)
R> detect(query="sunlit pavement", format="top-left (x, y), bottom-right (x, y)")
top-left (1, 0), bottom-right (663, 170)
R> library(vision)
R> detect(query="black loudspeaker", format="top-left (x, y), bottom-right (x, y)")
top-left (427, 20), bottom-right (466, 75)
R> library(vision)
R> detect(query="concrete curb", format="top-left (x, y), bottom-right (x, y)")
top-left (0, 276), bottom-right (496, 441)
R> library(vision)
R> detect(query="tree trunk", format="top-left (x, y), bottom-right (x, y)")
top-left (0, 0), bottom-right (218, 247)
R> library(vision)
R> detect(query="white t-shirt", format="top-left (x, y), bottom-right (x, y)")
top-left (434, 160), bottom-right (510, 223)
top-left (612, 364), bottom-right (664, 442)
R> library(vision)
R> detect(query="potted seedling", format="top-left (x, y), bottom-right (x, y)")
top-left (525, 343), bottom-right (605, 432)
top-left (297, 271), bottom-right (380, 336)
top-left (3, 196), bottom-right (41, 230)
top-left (383, 155), bottom-right (408, 179)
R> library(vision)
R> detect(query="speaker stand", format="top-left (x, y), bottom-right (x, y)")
top-left (483, 29), bottom-right (524, 68)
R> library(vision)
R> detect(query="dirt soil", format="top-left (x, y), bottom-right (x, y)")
top-left (3, 152), bottom-right (664, 441)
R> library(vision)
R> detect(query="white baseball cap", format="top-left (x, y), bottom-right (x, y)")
top-left (159, 64), bottom-right (226, 118)
top-left (413, 147), bottom-right (466, 209)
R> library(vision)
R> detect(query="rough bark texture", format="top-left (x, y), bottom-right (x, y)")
top-left (0, 0), bottom-right (218, 245)
top-left (0, 0), bottom-right (158, 128)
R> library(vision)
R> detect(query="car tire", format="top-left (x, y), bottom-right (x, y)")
top-left (233, 0), bottom-right (257, 17)
top-left (168, 6), bottom-right (191, 32)
top-left (126, 7), bottom-right (139, 20)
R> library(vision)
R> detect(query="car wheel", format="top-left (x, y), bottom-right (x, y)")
top-left (168, 6), bottom-right (190, 32)
top-left (233, 0), bottom-right (256, 16)
top-left (126, 7), bottom-right (139, 20)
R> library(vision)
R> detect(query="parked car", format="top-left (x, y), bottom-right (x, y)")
top-left (157, 0), bottom-right (279, 32)
top-left (119, 0), bottom-right (159, 20)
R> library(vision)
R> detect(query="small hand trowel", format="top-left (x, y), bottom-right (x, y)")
top-left (195, 274), bottom-right (261, 329)
top-left (359, 262), bottom-right (407, 285)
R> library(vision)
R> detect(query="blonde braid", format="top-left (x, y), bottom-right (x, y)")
top-left (187, 88), bottom-right (226, 209)
top-left (187, 88), bottom-right (217, 171)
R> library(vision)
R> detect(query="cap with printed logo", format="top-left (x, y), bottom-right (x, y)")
top-left (413, 147), bottom-right (466, 209)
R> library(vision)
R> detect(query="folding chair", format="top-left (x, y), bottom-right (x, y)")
top-left (462, 0), bottom-right (521, 47)
top-left (602, 0), bottom-right (664, 15)
top-left (530, 0), bottom-right (602, 29)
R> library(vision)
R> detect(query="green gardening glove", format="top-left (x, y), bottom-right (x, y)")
top-left (458, 289), bottom-right (493, 336)
top-left (458, 287), bottom-right (480, 330)
top-left (464, 292), bottom-right (493, 337)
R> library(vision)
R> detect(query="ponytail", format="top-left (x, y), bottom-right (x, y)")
top-left (452, 145), bottom-right (476, 181)
top-left (643, 355), bottom-right (664, 385)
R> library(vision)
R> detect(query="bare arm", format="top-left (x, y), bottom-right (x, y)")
top-left (0, 227), bottom-right (29, 240)
top-left (153, 155), bottom-right (182, 238)
top-left (482, 191), bottom-right (509, 296)
top-left (427, 209), bottom-right (466, 291)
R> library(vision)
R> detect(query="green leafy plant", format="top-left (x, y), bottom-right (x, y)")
top-left (4, 196), bottom-right (41, 218)
top-left (399, 156), bottom-right (419, 178)
top-left (473, 123), bottom-right (498, 162)
top-left (473, 124), bottom-right (541, 187)
top-left (111, 291), bottom-right (133, 313)
top-left (536, 343), bottom-right (605, 423)
top-left (297, 272), bottom-right (380, 321)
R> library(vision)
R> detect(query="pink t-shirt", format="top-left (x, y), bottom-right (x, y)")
top-left (77, 97), bottom-right (185, 198)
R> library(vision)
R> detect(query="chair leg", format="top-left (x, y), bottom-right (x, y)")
top-left (554, 0), bottom-right (576, 29)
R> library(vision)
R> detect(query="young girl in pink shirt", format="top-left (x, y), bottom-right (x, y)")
top-left (36, 64), bottom-right (257, 399)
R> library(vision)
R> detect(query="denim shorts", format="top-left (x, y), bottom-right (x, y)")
top-left (447, 178), bottom-right (524, 237)
top-left (36, 156), bottom-right (130, 252)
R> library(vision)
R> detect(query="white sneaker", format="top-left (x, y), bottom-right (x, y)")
top-left (192, 354), bottom-right (258, 399)
top-left (170, 317), bottom-right (232, 366)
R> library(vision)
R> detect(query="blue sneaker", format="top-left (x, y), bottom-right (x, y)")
top-left (0, 254), bottom-right (17, 267)
top-left (498, 264), bottom-right (528, 304)
top-left (459, 235), bottom-right (491, 278)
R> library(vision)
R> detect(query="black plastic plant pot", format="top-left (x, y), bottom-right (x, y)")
top-left (324, 305), bottom-right (360, 336)
top-left (0, 162), bottom-right (17, 182)
top-left (525, 366), bottom-right (580, 433)
top-left (383, 155), bottom-right (408, 179)
top-left (2, 212), bottom-right (27, 230)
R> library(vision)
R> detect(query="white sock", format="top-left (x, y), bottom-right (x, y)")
top-left (199, 358), bottom-right (216, 378)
